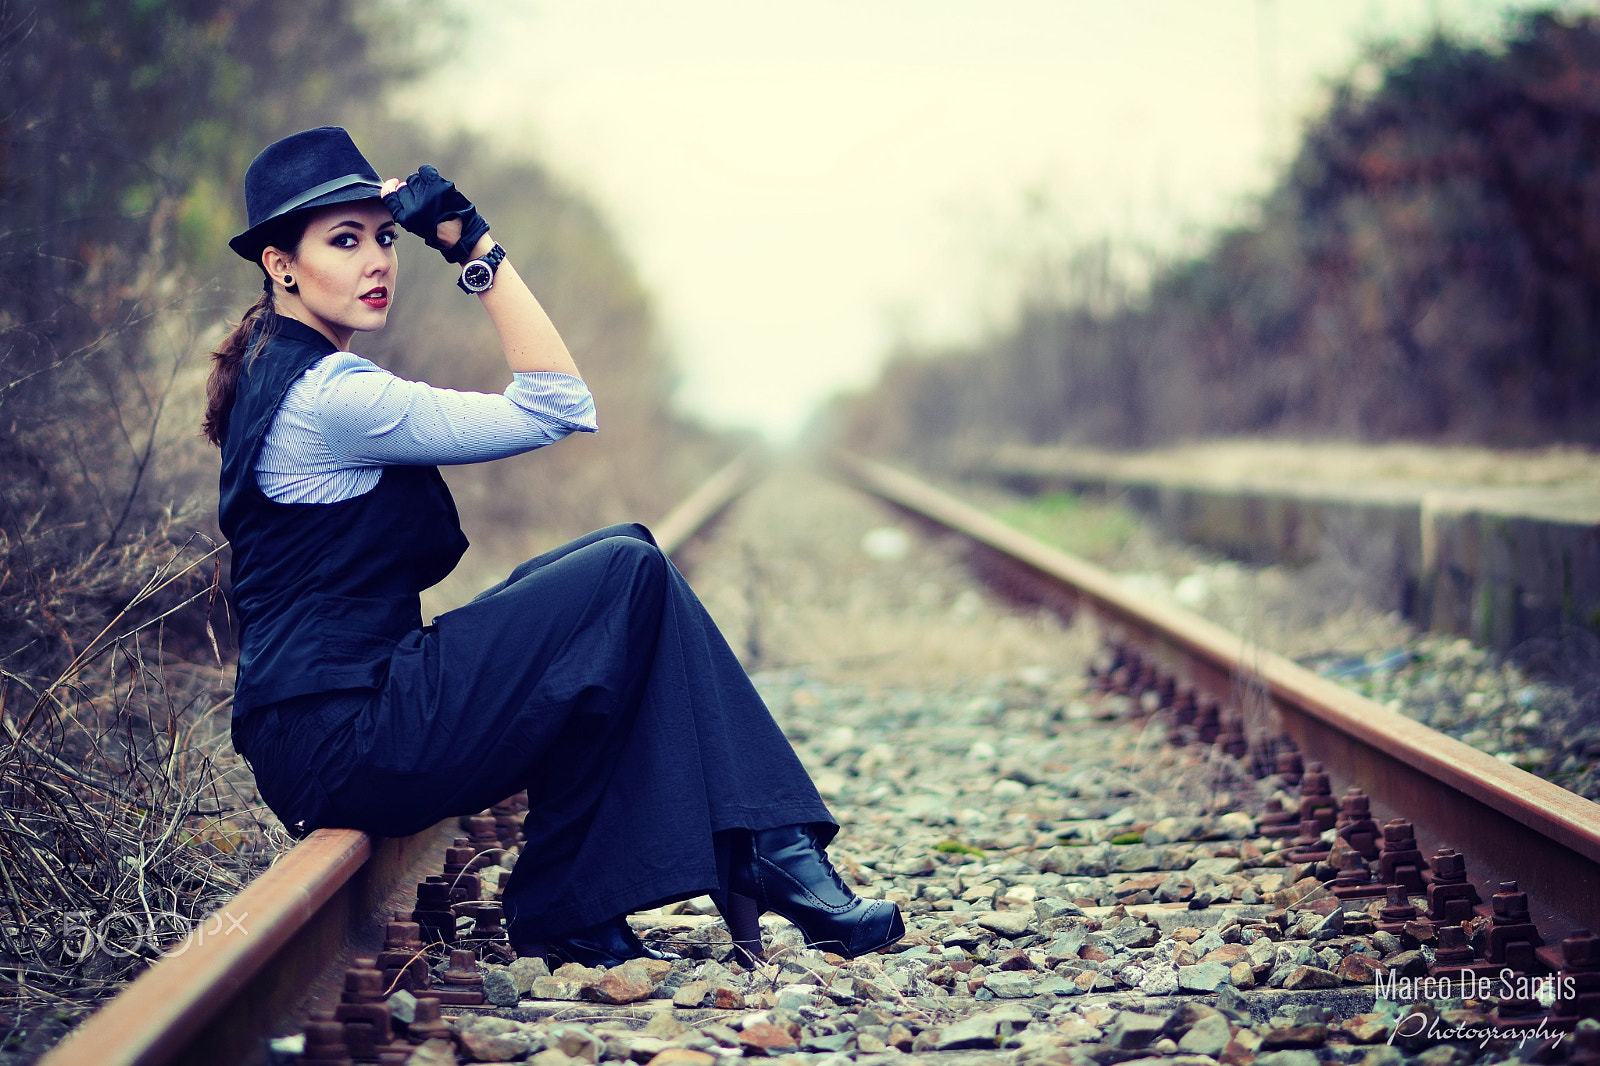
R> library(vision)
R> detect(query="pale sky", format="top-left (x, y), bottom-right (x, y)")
top-left (397, 0), bottom-right (1574, 440)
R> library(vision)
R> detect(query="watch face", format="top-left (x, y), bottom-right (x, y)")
top-left (463, 261), bottom-right (493, 291)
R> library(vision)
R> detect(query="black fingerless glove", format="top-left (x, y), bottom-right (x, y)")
top-left (382, 164), bottom-right (492, 265)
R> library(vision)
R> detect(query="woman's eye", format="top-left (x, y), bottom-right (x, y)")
top-left (333, 234), bottom-right (358, 248)
top-left (378, 231), bottom-right (397, 247)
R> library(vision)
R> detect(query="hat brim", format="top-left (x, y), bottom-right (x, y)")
top-left (228, 181), bottom-right (385, 263)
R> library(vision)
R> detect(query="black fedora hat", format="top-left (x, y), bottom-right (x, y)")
top-left (229, 126), bottom-right (384, 263)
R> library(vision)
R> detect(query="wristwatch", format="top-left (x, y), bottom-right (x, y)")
top-left (457, 242), bottom-right (506, 294)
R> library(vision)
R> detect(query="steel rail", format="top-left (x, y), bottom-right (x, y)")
top-left (834, 453), bottom-right (1600, 944)
top-left (40, 450), bottom-right (766, 1066)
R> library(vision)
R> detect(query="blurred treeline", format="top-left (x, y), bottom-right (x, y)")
top-left (838, 11), bottom-right (1600, 462)
top-left (0, 2), bottom-right (728, 1039)
top-left (0, 0), bottom-right (727, 687)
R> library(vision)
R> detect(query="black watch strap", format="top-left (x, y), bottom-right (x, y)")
top-left (457, 242), bottom-right (506, 294)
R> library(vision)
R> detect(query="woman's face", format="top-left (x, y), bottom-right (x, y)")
top-left (263, 201), bottom-right (398, 349)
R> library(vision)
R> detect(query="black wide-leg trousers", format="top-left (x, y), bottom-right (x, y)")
top-left (234, 524), bottom-right (832, 936)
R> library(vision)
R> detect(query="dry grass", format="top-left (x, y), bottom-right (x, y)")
top-left (0, 513), bottom-right (283, 1057)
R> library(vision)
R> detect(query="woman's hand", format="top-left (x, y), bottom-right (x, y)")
top-left (385, 178), bottom-right (467, 250)
top-left (381, 166), bottom-right (490, 264)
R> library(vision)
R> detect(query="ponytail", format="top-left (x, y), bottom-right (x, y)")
top-left (202, 211), bottom-right (312, 447)
top-left (201, 276), bottom-right (279, 447)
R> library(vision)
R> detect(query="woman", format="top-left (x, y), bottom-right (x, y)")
top-left (208, 127), bottom-right (902, 966)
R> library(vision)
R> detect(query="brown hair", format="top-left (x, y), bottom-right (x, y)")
top-left (201, 213), bottom-right (311, 447)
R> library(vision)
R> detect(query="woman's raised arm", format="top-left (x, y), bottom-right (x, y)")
top-left (381, 174), bottom-right (582, 379)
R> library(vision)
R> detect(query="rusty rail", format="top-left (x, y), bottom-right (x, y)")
top-left (40, 450), bottom-right (765, 1066)
top-left (834, 453), bottom-right (1600, 944)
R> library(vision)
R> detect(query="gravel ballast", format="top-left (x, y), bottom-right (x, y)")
top-left (342, 463), bottom-right (1575, 1065)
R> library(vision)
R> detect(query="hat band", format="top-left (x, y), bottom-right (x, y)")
top-left (262, 172), bottom-right (381, 223)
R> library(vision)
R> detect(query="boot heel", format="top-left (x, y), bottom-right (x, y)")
top-left (730, 824), bottom-right (905, 959)
top-left (717, 890), bottom-right (765, 965)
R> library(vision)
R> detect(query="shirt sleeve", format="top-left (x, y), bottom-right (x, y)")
top-left (311, 353), bottom-right (597, 467)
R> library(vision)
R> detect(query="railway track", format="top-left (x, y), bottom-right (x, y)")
top-left (39, 454), bottom-right (1600, 1065)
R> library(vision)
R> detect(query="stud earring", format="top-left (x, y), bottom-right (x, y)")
top-left (282, 275), bottom-right (294, 287)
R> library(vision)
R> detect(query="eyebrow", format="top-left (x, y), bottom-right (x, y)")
top-left (328, 218), bottom-right (397, 232)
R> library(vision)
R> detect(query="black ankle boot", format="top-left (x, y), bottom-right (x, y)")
top-left (724, 824), bottom-right (904, 958)
top-left (513, 915), bottom-right (679, 968)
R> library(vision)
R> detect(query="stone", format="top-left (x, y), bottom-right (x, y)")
top-left (548, 1026), bottom-right (605, 1063)
top-left (386, 988), bottom-right (417, 1024)
top-left (406, 1038), bottom-right (460, 1066)
top-left (1222, 1030), bottom-right (1261, 1066)
top-left (1358, 1049), bottom-right (1406, 1066)
top-left (985, 970), bottom-right (1035, 997)
top-left (1177, 962), bottom-right (1231, 992)
top-left (1114, 846), bottom-right (1162, 872)
top-left (802, 1032), bottom-right (855, 1053)
top-left (1228, 961), bottom-right (1256, 989)
top-left (977, 911), bottom-right (1033, 938)
top-left (943, 929), bottom-right (983, 950)
top-left (530, 1048), bottom-right (584, 1066)
top-left (1219, 812), bottom-right (1255, 839)
top-left (1337, 953), bottom-right (1382, 984)
top-left (1282, 965), bottom-right (1339, 990)
top-left (1201, 943), bottom-right (1249, 966)
top-left (604, 1034), bottom-right (669, 1063)
top-left (643, 1014), bottom-right (686, 1040)
top-left (1310, 908), bottom-right (1344, 940)
top-left (936, 1011), bottom-right (1003, 1050)
top-left (1255, 1052), bottom-right (1320, 1066)
top-left (1035, 975), bottom-right (1077, 996)
top-left (458, 1016), bottom-right (533, 1062)
top-left (645, 1051), bottom-right (717, 1066)
top-left (509, 955), bottom-right (550, 982)
top-left (1104, 1012), bottom-right (1169, 1050)
top-left (530, 975), bottom-right (584, 1000)
top-left (1139, 965), bottom-right (1179, 996)
top-left (1111, 922), bottom-right (1161, 949)
top-left (997, 948), bottom-right (1036, 971)
top-left (1178, 1013), bottom-right (1232, 1057)
top-left (855, 1031), bottom-right (887, 1054)
top-left (1342, 1015), bottom-right (1391, 1044)
top-left (962, 879), bottom-right (1003, 903)
top-left (672, 981), bottom-right (709, 1008)
top-left (483, 966), bottom-right (521, 1007)
top-left (773, 984), bottom-right (819, 1011)
top-left (1261, 1025), bottom-right (1327, 1049)
top-left (1384, 950), bottom-right (1428, 977)
top-left (740, 1023), bottom-right (799, 1055)
top-left (1190, 856), bottom-right (1244, 878)
top-left (1035, 897), bottom-right (1084, 921)
top-left (552, 961), bottom-right (603, 983)
top-left (709, 985), bottom-right (745, 1010)
top-left (585, 960), bottom-right (656, 1004)
top-left (637, 957), bottom-right (674, 983)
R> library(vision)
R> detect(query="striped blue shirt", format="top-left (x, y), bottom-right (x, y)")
top-left (256, 352), bottom-right (596, 504)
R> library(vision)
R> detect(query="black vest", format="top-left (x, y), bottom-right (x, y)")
top-left (219, 317), bottom-right (468, 715)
